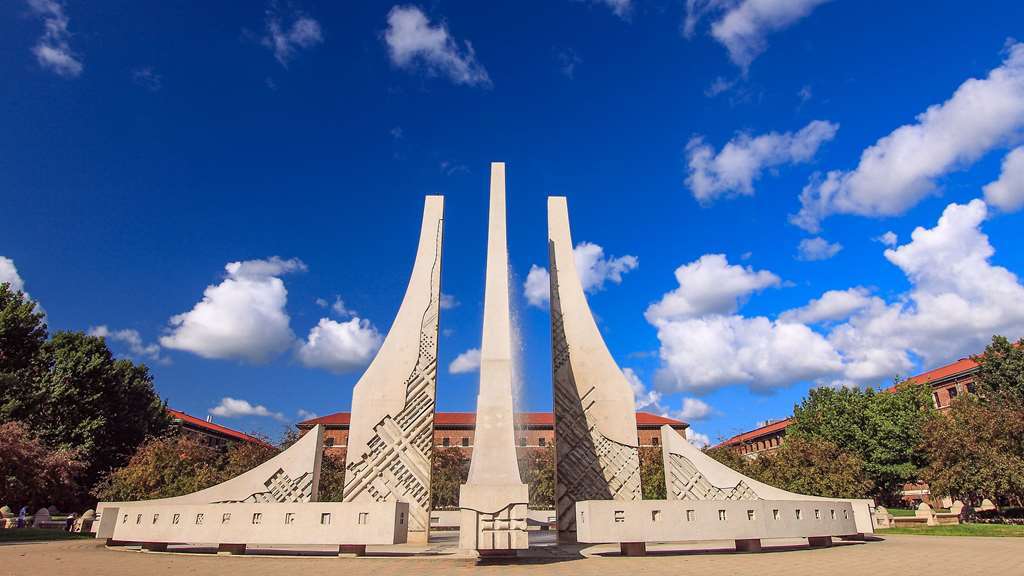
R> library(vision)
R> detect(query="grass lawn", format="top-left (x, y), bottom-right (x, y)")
top-left (878, 523), bottom-right (1024, 537)
top-left (0, 528), bottom-right (95, 543)
top-left (888, 508), bottom-right (916, 517)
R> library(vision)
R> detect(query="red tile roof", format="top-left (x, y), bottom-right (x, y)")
top-left (717, 417), bottom-right (793, 448)
top-left (167, 408), bottom-right (272, 447)
top-left (297, 411), bottom-right (687, 429)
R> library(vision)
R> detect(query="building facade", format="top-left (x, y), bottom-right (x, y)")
top-left (296, 411), bottom-right (688, 462)
top-left (167, 408), bottom-right (270, 448)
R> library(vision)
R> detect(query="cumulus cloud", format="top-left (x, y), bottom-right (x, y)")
top-left (384, 5), bottom-right (491, 87)
top-left (524, 242), bottom-right (638, 308)
top-left (262, 6), bottom-right (323, 66)
top-left (449, 348), bottom-right (481, 374)
top-left (88, 325), bottom-right (166, 364)
top-left (793, 43), bottom-right (1024, 232)
top-left (876, 231), bottom-right (898, 247)
top-left (160, 257), bottom-right (306, 363)
top-left (316, 295), bottom-right (355, 318)
top-left (684, 0), bottom-right (831, 71)
top-left (0, 257), bottom-right (27, 294)
top-left (779, 287), bottom-right (875, 325)
top-left (27, 0), bottom-right (83, 77)
top-left (685, 120), bottom-right (838, 203)
top-left (296, 317), bottom-right (382, 374)
top-left (677, 397), bottom-right (713, 421)
top-left (210, 397), bottom-right (286, 422)
top-left (624, 367), bottom-right (665, 413)
top-left (983, 146), bottom-right (1024, 212)
top-left (796, 236), bottom-right (842, 261)
top-left (685, 427), bottom-right (712, 448)
top-left (645, 254), bottom-right (779, 323)
top-left (296, 408), bottom-right (318, 421)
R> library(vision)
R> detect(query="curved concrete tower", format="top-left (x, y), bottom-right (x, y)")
top-left (458, 163), bottom-right (529, 554)
top-left (342, 195), bottom-right (444, 543)
top-left (548, 196), bottom-right (643, 541)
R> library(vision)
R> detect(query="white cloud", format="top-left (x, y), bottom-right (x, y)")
top-left (652, 314), bottom-right (843, 394)
top-left (677, 397), bottom-right (713, 421)
top-left (779, 287), bottom-right (875, 325)
top-left (624, 367), bottom-right (665, 413)
top-left (210, 397), bottom-right (286, 422)
top-left (449, 348), bottom-right (481, 374)
top-left (685, 427), bottom-right (712, 448)
top-left (793, 43), bottom-right (1024, 232)
top-left (876, 231), bottom-right (898, 247)
top-left (684, 0), bottom-right (831, 71)
top-left (131, 67), bottom-right (162, 91)
top-left (88, 325), bottom-right (166, 364)
top-left (27, 0), bottom-right (83, 77)
top-left (984, 146), bottom-right (1024, 212)
top-left (384, 6), bottom-right (491, 87)
top-left (160, 257), bottom-right (306, 363)
top-left (296, 317), bottom-right (382, 374)
top-left (796, 236), bottom-right (842, 261)
top-left (315, 296), bottom-right (354, 317)
top-left (296, 408), bottom-right (318, 421)
top-left (524, 242), bottom-right (637, 308)
top-left (0, 257), bottom-right (26, 294)
top-left (440, 293), bottom-right (459, 310)
top-left (262, 7), bottom-right (323, 66)
top-left (524, 265), bottom-right (551, 308)
top-left (685, 120), bottom-right (838, 203)
top-left (645, 254), bottom-right (780, 323)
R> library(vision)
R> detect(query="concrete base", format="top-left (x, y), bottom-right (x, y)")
top-left (338, 545), bottom-right (366, 557)
top-left (141, 542), bottom-right (167, 552)
top-left (735, 539), bottom-right (762, 553)
top-left (808, 536), bottom-right (833, 548)
top-left (105, 539), bottom-right (132, 547)
top-left (216, 543), bottom-right (246, 555)
top-left (478, 549), bottom-right (519, 559)
top-left (839, 533), bottom-right (865, 541)
top-left (620, 542), bottom-right (647, 556)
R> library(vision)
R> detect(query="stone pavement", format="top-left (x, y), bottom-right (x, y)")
top-left (1, 532), bottom-right (1022, 576)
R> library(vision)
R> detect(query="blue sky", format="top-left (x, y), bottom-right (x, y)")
top-left (4, 1), bottom-right (1024, 446)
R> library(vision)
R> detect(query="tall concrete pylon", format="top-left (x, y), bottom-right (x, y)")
top-left (342, 195), bottom-right (444, 544)
top-left (548, 196), bottom-right (643, 541)
top-left (458, 163), bottom-right (530, 554)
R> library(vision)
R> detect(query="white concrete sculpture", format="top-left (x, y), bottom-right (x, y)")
top-left (342, 195), bottom-right (444, 543)
top-left (547, 196), bottom-right (643, 540)
top-left (458, 162), bottom-right (530, 554)
top-left (575, 425), bottom-right (874, 555)
top-left (660, 425), bottom-right (875, 536)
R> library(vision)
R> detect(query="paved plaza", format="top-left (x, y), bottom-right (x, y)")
top-left (2, 532), bottom-right (1022, 576)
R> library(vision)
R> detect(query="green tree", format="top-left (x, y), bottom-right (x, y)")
top-left (317, 452), bottom-right (347, 501)
top-left (92, 434), bottom-right (223, 501)
top-left (920, 396), bottom-right (1024, 506)
top-left (973, 335), bottom-right (1024, 402)
top-left (745, 436), bottom-right (874, 499)
top-left (518, 446), bottom-right (555, 507)
top-left (639, 447), bottom-right (666, 499)
top-left (0, 284), bottom-right (48, 422)
top-left (219, 435), bottom-right (279, 480)
top-left (431, 447), bottom-right (469, 509)
top-left (788, 382), bottom-right (931, 504)
top-left (0, 421), bottom-right (86, 511)
top-left (18, 332), bottom-right (172, 490)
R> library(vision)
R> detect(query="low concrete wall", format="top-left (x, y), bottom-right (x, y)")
top-left (575, 500), bottom-right (859, 544)
top-left (430, 509), bottom-right (555, 531)
top-left (98, 502), bottom-right (408, 546)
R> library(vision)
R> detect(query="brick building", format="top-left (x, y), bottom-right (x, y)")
top-left (167, 408), bottom-right (270, 448)
top-left (296, 411), bottom-right (688, 461)
top-left (715, 355), bottom-right (981, 459)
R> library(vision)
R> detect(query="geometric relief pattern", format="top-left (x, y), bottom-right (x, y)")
top-left (477, 503), bottom-right (529, 551)
top-left (666, 453), bottom-right (759, 501)
top-left (341, 218), bottom-right (442, 535)
top-left (218, 469), bottom-right (315, 504)
top-left (551, 266), bottom-right (642, 534)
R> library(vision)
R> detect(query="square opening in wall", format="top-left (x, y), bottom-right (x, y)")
top-left (252, 513), bottom-right (262, 525)
top-left (613, 510), bottom-right (625, 523)
top-left (321, 513), bottom-right (332, 525)
top-left (172, 514), bottom-right (180, 525)
top-left (222, 513), bottom-right (231, 524)
top-left (772, 509), bottom-right (780, 520)
top-left (285, 513), bottom-right (295, 525)
top-left (686, 510), bottom-right (695, 522)
top-left (651, 510), bottom-right (661, 522)
top-left (358, 512), bottom-right (369, 525)
top-left (795, 510), bottom-right (802, 520)
top-left (718, 510), bottom-right (727, 521)
top-left (747, 510), bottom-right (756, 521)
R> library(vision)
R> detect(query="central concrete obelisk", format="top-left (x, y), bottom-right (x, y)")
top-left (458, 162), bottom-right (529, 554)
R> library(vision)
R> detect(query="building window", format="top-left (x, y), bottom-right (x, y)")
top-left (967, 382), bottom-right (977, 394)
top-left (325, 437), bottom-right (335, 447)
top-left (538, 437), bottom-right (546, 447)
top-left (462, 437), bottom-right (470, 447)
top-left (932, 392), bottom-right (941, 408)
top-left (519, 437), bottom-right (527, 447)
top-left (442, 437), bottom-right (450, 447)
top-left (948, 386), bottom-right (958, 399)
top-left (652, 437), bottom-right (659, 446)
